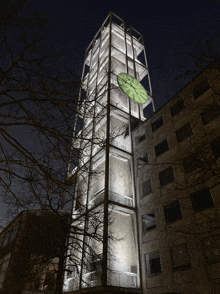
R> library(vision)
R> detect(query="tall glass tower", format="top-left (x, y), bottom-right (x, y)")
top-left (64, 12), bottom-right (154, 293)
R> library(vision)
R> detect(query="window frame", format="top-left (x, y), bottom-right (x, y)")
top-left (154, 139), bottom-right (169, 157)
top-left (190, 188), bottom-right (214, 212)
top-left (159, 166), bottom-right (174, 187)
top-left (175, 122), bottom-right (193, 143)
top-left (142, 212), bottom-right (156, 233)
top-left (135, 133), bottom-right (146, 145)
top-left (151, 116), bottom-right (164, 133)
top-left (193, 79), bottom-right (211, 100)
top-left (200, 103), bottom-right (220, 126)
top-left (164, 201), bottom-right (182, 224)
top-left (138, 153), bottom-right (148, 166)
top-left (140, 179), bottom-right (152, 198)
top-left (170, 98), bottom-right (185, 117)
top-left (145, 252), bottom-right (161, 275)
top-left (171, 243), bottom-right (191, 271)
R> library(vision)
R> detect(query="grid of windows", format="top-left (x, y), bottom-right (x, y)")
top-left (145, 253), bottom-right (161, 275)
top-left (142, 213), bottom-right (156, 232)
top-left (164, 201), bottom-right (182, 224)
top-left (140, 179), bottom-right (152, 198)
top-left (171, 243), bottom-right (191, 270)
top-left (151, 116), bottom-right (163, 132)
top-left (200, 103), bottom-right (220, 125)
top-left (175, 122), bottom-right (193, 143)
top-left (193, 79), bottom-right (210, 99)
top-left (190, 188), bottom-right (214, 212)
top-left (159, 166), bottom-right (174, 187)
top-left (170, 98), bottom-right (185, 117)
top-left (154, 139), bottom-right (169, 157)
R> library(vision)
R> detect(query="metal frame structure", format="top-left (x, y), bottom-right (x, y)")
top-left (64, 12), bottom-right (155, 293)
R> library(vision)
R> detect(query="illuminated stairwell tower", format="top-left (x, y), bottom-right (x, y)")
top-left (64, 12), bottom-right (154, 293)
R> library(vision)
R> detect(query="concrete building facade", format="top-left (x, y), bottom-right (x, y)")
top-left (133, 66), bottom-right (220, 294)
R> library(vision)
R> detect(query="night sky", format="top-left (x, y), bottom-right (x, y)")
top-left (31, 0), bottom-right (220, 108)
top-left (1, 0), bottom-right (220, 227)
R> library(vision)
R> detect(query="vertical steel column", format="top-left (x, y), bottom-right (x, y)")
top-left (128, 27), bottom-right (143, 290)
top-left (141, 35), bottom-right (155, 112)
top-left (79, 38), bottom-right (96, 290)
top-left (102, 11), bottom-right (112, 287)
top-left (129, 25), bottom-right (141, 120)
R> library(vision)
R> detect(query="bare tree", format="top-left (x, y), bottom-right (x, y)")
top-left (0, 2), bottom-right (126, 293)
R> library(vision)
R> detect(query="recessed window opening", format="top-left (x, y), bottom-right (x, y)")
top-left (176, 122), bottom-right (193, 143)
top-left (151, 116), bottom-right (163, 132)
top-left (190, 188), bottom-right (214, 211)
top-left (193, 79), bottom-right (210, 99)
top-left (159, 166), bottom-right (174, 187)
top-left (171, 243), bottom-right (191, 270)
top-left (140, 179), bottom-right (152, 198)
top-left (138, 153), bottom-right (148, 165)
top-left (142, 213), bottom-right (156, 232)
top-left (155, 139), bottom-right (169, 157)
top-left (145, 253), bottom-right (161, 275)
top-left (164, 201), bottom-right (182, 224)
top-left (170, 99), bottom-right (185, 117)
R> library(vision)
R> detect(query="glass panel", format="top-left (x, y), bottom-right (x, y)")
top-left (88, 152), bottom-right (106, 208)
top-left (111, 28), bottom-right (125, 53)
top-left (63, 220), bottom-right (84, 291)
top-left (92, 110), bottom-right (107, 156)
top-left (108, 210), bottom-right (138, 288)
top-left (109, 150), bottom-right (133, 207)
top-left (125, 34), bottom-right (134, 59)
top-left (111, 47), bottom-right (126, 76)
top-left (110, 74), bottom-right (129, 113)
top-left (110, 115), bottom-right (131, 153)
top-left (135, 61), bottom-right (148, 82)
top-left (130, 100), bottom-right (139, 118)
top-left (81, 206), bottom-right (104, 288)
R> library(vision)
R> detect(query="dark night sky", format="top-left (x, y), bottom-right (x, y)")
top-left (1, 0), bottom-right (220, 227)
top-left (30, 0), bottom-right (220, 108)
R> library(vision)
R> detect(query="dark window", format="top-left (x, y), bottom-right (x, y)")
top-left (210, 137), bottom-right (220, 159)
top-left (142, 213), bottom-right (156, 232)
top-left (138, 153), bottom-right (148, 165)
top-left (136, 134), bottom-right (146, 145)
top-left (151, 116), bottom-right (163, 132)
top-left (176, 122), bottom-right (193, 143)
top-left (145, 253), bottom-right (161, 275)
top-left (159, 166), bottom-right (174, 187)
top-left (171, 243), bottom-right (191, 270)
top-left (131, 116), bottom-right (141, 132)
top-left (193, 79), bottom-right (210, 99)
top-left (164, 201), bottom-right (182, 224)
top-left (170, 99), bottom-right (185, 117)
top-left (155, 139), bottom-right (169, 157)
top-left (124, 125), bottom-right (129, 138)
top-left (182, 153), bottom-right (200, 174)
top-left (203, 235), bottom-right (220, 264)
top-left (200, 103), bottom-right (220, 125)
top-left (140, 179), bottom-right (152, 198)
top-left (190, 188), bottom-right (214, 212)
